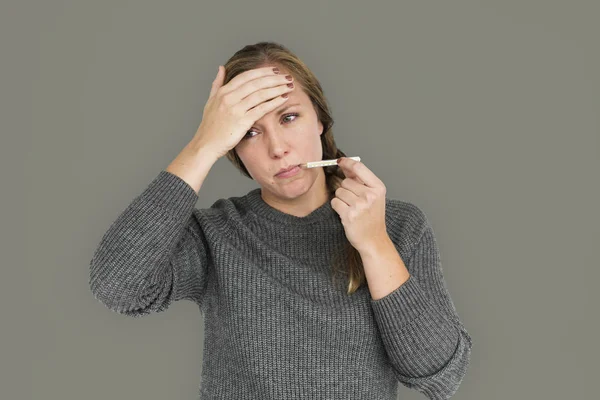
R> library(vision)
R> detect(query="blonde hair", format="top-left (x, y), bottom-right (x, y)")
top-left (222, 41), bottom-right (366, 295)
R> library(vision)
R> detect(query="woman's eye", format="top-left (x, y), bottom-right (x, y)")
top-left (282, 113), bottom-right (298, 123)
top-left (245, 113), bottom-right (299, 139)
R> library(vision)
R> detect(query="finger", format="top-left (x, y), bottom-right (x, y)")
top-left (334, 186), bottom-right (359, 206)
top-left (331, 196), bottom-right (349, 215)
top-left (338, 160), bottom-right (367, 186)
top-left (208, 65), bottom-right (223, 100)
top-left (341, 176), bottom-right (369, 195)
top-left (338, 158), bottom-right (378, 188)
top-left (220, 66), bottom-right (279, 96)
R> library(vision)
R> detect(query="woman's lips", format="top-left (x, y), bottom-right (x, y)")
top-left (275, 165), bottom-right (301, 178)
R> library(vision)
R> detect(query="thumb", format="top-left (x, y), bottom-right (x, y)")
top-left (209, 65), bottom-right (224, 99)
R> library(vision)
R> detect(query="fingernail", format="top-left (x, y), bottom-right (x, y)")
top-left (337, 158), bottom-right (342, 164)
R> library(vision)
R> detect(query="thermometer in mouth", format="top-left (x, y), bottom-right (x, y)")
top-left (299, 156), bottom-right (360, 169)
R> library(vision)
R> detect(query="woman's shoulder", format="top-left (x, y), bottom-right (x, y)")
top-left (385, 197), bottom-right (428, 229)
top-left (384, 197), bottom-right (431, 254)
top-left (190, 191), bottom-right (253, 229)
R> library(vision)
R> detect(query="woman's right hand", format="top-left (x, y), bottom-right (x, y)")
top-left (193, 65), bottom-right (295, 160)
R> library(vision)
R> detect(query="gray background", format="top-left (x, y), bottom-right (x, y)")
top-left (4, 0), bottom-right (597, 399)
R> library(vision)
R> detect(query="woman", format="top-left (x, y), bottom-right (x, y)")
top-left (89, 41), bottom-right (472, 399)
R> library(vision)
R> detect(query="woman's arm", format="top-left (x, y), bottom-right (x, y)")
top-left (89, 141), bottom-right (219, 317)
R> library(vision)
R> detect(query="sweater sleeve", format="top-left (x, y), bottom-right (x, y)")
top-left (89, 170), bottom-right (211, 317)
top-left (369, 215), bottom-right (473, 399)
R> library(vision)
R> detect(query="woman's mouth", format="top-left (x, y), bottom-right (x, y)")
top-left (275, 165), bottom-right (301, 178)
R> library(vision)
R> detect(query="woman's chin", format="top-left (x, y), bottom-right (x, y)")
top-left (278, 182), bottom-right (308, 197)
top-left (267, 176), bottom-right (309, 196)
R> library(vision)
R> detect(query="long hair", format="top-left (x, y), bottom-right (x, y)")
top-left (221, 41), bottom-right (366, 295)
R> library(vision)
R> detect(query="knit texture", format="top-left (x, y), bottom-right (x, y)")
top-left (89, 170), bottom-right (473, 399)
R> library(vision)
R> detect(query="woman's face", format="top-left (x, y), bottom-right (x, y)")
top-left (234, 70), bottom-right (325, 203)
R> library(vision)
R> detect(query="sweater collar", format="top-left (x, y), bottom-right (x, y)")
top-left (242, 188), bottom-right (340, 226)
top-left (239, 187), bottom-right (348, 268)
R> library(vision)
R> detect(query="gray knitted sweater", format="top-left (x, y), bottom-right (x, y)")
top-left (89, 170), bottom-right (473, 399)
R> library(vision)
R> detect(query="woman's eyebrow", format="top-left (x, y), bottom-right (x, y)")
top-left (276, 103), bottom-right (301, 115)
top-left (253, 104), bottom-right (302, 128)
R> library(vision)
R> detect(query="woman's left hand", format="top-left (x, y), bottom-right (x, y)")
top-left (331, 157), bottom-right (388, 254)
